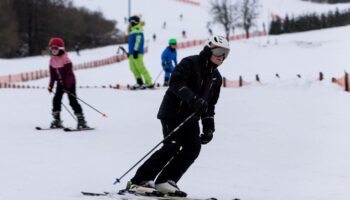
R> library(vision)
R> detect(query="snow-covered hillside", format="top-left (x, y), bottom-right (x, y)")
top-left (1, 1), bottom-right (350, 200)
top-left (72, 0), bottom-right (350, 41)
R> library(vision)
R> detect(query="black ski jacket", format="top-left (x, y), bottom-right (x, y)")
top-left (157, 47), bottom-right (222, 122)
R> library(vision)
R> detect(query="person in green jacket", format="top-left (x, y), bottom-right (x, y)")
top-left (128, 15), bottom-right (153, 89)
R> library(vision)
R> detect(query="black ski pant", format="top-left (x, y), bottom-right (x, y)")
top-left (131, 119), bottom-right (201, 184)
top-left (52, 84), bottom-right (82, 114)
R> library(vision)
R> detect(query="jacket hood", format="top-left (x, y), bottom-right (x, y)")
top-left (199, 46), bottom-right (219, 71)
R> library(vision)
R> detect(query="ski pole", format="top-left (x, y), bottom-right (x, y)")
top-left (51, 91), bottom-right (77, 121)
top-left (152, 69), bottom-right (163, 87)
top-left (117, 46), bottom-right (128, 56)
top-left (63, 89), bottom-right (107, 118)
top-left (61, 102), bottom-right (77, 121)
top-left (113, 112), bottom-right (196, 185)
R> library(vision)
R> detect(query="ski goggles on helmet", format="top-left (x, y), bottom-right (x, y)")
top-left (211, 47), bottom-right (230, 58)
top-left (49, 46), bottom-right (65, 51)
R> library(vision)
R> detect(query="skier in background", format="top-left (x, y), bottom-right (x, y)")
top-left (128, 15), bottom-right (153, 89)
top-left (75, 43), bottom-right (80, 56)
top-left (126, 36), bottom-right (230, 197)
top-left (161, 38), bottom-right (177, 86)
top-left (182, 30), bottom-right (187, 38)
top-left (47, 37), bottom-right (89, 129)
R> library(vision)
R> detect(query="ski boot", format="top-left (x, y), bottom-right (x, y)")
top-left (155, 180), bottom-right (187, 197)
top-left (141, 83), bottom-right (154, 89)
top-left (126, 180), bottom-right (164, 197)
top-left (75, 113), bottom-right (90, 129)
top-left (130, 78), bottom-right (144, 90)
top-left (50, 111), bottom-right (63, 128)
top-left (163, 77), bottom-right (170, 87)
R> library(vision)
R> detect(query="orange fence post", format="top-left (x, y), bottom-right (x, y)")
top-left (319, 72), bottom-right (323, 81)
top-left (256, 74), bottom-right (260, 82)
top-left (345, 71), bottom-right (349, 92)
top-left (239, 76), bottom-right (243, 87)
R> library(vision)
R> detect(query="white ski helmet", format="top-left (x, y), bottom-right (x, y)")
top-left (206, 35), bottom-right (230, 58)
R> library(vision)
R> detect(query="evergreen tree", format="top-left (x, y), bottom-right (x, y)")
top-left (269, 19), bottom-right (283, 35)
top-left (320, 13), bottom-right (328, 28)
top-left (283, 15), bottom-right (291, 33)
top-left (0, 0), bottom-right (19, 57)
top-left (270, 7), bottom-right (350, 35)
top-left (0, 0), bottom-right (122, 58)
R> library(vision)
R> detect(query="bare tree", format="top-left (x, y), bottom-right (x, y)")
top-left (236, 0), bottom-right (261, 38)
top-left (210, 0), bottom-right (238, 40)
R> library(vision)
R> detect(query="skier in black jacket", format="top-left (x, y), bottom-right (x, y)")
top-left (127, 36), bottom-right (230, 197)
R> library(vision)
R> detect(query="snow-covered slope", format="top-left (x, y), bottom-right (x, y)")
top-left (1, 1), bottom-right (350, 200)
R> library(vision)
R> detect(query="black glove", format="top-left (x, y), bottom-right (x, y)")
top-left (133, 51), bottom-right (138, 59)
top-left (200, 129), bottom-right (213, 144)
top-left (48, 85), bottom-right (53, 93)
top-left (201, 117), bottom-right (215, 144)
top-left (192, 97), bottom-right (208, 115)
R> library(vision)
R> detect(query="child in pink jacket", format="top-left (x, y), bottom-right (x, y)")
top-left (48, 37), bottom-right (89, 129)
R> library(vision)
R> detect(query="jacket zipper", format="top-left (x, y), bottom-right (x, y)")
top-left (177, 100), bottom-right (183, 115)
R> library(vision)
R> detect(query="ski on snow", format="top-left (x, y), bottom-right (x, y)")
top-left (81, 191), bottom-right (220, 200)
top-left (35, 126), bottom-right (94, 132)
top-left (35, 126), bottom-right (64, 131)
top-left (81, 191), bottom-right (110, 196)
top-left (63, 127), bottom-right (95, 132)
top-left (112, 83), bottom-right (165, 91)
